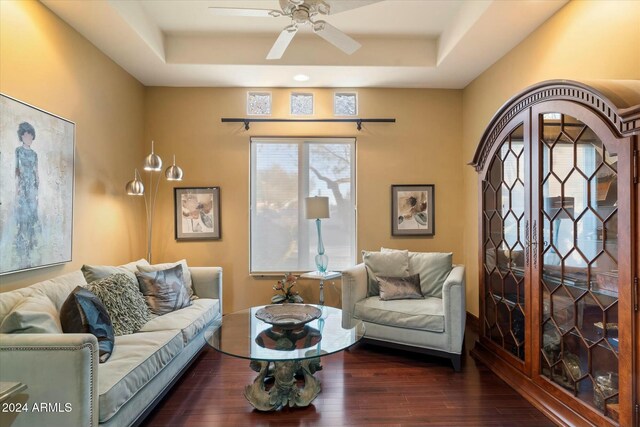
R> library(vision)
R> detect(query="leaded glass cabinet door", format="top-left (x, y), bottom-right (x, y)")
top-left (481, 112), bottom-right (530, 371)
top-left (532, 102), bottom-right (633, 425)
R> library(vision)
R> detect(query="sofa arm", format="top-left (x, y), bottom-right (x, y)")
top-left (442, 265), bottom-right (466, 354)
top-left (190, 267), bottom-right (223, 315)
top-left (0, 333), bottom-right (98, 427)
top-left (341, 263), bottom-right (368, 328)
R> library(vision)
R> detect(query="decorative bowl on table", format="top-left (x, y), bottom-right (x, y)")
top-left (255, 304), bottom-right (322, 331)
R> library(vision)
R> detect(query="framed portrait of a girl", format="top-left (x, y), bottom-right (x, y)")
top-left (0, 94), bottom-right (75, 275)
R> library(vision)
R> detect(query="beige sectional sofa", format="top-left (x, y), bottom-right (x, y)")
top-left (0, 260), bottom-right (222, 427)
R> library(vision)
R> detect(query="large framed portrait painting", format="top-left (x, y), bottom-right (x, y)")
top-left (0, 94), bottom-right (75, 275)
top-left (391, 184), bottom-right (435, 236)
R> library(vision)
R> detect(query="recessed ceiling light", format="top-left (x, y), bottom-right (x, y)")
top-left (293, 74), bottom-right (310, 82)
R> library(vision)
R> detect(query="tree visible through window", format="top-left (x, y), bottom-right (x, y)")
top-left (250, 138), bottom-right (356, 273)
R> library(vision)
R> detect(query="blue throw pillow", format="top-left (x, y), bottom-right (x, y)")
top-left (60, 286), bottom-right (115, 363)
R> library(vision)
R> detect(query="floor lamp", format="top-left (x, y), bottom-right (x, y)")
top-left (125, 141), bottom-right (184, 262)
top-left (304, 196), bottom-right (330, 274)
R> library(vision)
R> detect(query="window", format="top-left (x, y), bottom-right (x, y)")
top-left (290, 93), bottom-right (314, 115)
top-left (250, 138), bottom-right (356, 273)
top-left (334, 92), bottom-right (358, 116)
top-left (247, 92), bottom-right (271, 115)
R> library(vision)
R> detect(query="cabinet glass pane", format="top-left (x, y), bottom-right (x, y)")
top-left (539, 113), bottom-right (619, 419)
top-left (483, 123), bottom-right (525, 361)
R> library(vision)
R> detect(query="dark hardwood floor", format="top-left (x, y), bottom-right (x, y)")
top-left (142, 331), bottom-right (554, 427)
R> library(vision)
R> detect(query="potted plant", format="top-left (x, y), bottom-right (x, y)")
top-left (271, 273), bottom-right (304, 304)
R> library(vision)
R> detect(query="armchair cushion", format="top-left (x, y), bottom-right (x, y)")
top-left (378, 274), bottom-right (423, 301)
top-left (382, 248), bottom-right (452, 298)
top-left (362, 250), bottom-right (410, 296)
top-left (353, 296), bottom-right (444, 332)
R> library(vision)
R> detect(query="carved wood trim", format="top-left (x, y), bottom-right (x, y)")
top-left (471, 80), bottom-right (640, 172)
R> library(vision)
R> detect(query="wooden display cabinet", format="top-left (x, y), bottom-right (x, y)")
top-left (470, 80), bottom-right (640, 427)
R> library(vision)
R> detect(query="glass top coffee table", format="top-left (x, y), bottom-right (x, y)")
top-left (204, 304), bottom-right (364, 411)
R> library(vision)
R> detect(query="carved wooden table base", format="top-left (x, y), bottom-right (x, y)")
top-left (244, 359), bottom-right (321, 411)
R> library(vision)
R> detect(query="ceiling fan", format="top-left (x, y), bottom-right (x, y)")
top-left (208, 0), bottom-right (379, 60)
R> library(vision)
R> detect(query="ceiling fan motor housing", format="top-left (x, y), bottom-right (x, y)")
top-left (280, 0), bottom-right (331, 19)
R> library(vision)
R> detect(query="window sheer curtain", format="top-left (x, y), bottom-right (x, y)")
top-left (250, 138), bottom-right (356, 273)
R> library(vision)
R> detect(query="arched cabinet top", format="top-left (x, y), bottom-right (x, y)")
top-left (470, 79), bottom-right (640, 172)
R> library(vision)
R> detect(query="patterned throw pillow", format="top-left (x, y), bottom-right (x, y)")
top-left (135, 265), bottom-right (192, 315)
top-left (136, 259), bottom-right (194, 297)
top-left (377, 274), bottom-right (424, 301)
top-left (86, 273), bottom-right (152, 336)
top-left (60, 286), bottom-right (115, 363)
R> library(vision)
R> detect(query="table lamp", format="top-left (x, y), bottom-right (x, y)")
top-left (305, 196), bottom-right (330, 274)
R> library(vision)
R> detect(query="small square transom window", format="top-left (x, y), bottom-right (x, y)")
top-left (334, 92), bottom-right (357, 116)
top-left (247, 92), bottom-right (272, 116)
top-left (290, 93), bottom-right (314, 115)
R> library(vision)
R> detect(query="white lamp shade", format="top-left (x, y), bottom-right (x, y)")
top-left (305, 196), bottom-right (330, 219)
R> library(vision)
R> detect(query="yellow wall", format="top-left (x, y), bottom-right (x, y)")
top-left (0, 1), bottom-right (146, 290)
top-left (461, 0), bottom-right (640, 315)
top-left (145, 87), bottom-right (463, 313)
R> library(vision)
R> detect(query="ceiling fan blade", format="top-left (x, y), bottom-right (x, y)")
top-left (266, 26), bottom-right (298, 60)
top-left (208, 7), bottom-right (280, 18)
top-left (313, 21), bottom-right (361, 55)
top-left (323, 0), bottom-right (382, 15)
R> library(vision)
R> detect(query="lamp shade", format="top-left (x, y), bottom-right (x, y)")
top-left (165, 155), bottom-right (183, 181)
top-left (125, 169), bottom-right (145, 195)
top-left (305, 196), bottom-right (330, 219)
top-left (143, 140), bottom-right (162, 171)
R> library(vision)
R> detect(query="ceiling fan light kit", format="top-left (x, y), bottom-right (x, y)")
top-left (209, 0), bottom-right (363, 60)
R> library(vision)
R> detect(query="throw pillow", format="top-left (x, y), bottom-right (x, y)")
top-left (86, 273), bottom-right (152, 336)
top-left (81, 264), bottom-right (137, 284)
top-left (0, 292), bottom-right (62, 334)
top-left (378, 274), bottom-right (423, 301)
top-left (362, 250), bottom-right (410, 296)
top-left (60, 286), bottom-right (115, 363)
top-left (135, 265), bottom-right (192, 315)
top-left (381, 248), bottom-right (453, 298)
top-left (137, 259), bottom-right (193, 297)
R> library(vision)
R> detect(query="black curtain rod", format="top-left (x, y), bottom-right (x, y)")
top-left (221, 117), bottom-right (396, 131)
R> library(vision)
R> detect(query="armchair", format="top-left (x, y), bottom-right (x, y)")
top-left (342, 263), bottom-right (466, 371)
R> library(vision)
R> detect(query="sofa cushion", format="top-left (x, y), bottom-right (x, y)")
top-left (0, 287), bottom-right (35, 324)
top-left (0, 291), bottom-right (62, 334)
top-left (354, 296), bottom-right (445, 332)
top-left (98, 330), bottom-right (183, 423)
top-left (138, 298), bottom-right (219, 345)
top-left (382, 248), bottom-right (453, 298)
top-left (60, 286), bottom-right (115, 363)
top-left (137, 259), bottom-right (193, 297)
top-left (30, 270), bottom-right (88, 311)
top-left (378, 274), bottom-right (424, 301)
top-left (87, 273), bottom-right (152, 336)
top-left (362, 250), bottom-right (410, 296)
top-left (135, 265), bottom-right (192, 315)
top-left (81, 259), bottom-right (149, 285)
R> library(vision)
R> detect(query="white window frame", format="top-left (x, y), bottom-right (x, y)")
top-left (249, 137), bottom-right (357, 275)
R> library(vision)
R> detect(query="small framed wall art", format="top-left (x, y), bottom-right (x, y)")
top-left (174, 187), bottom-right (221, 240)
top-left (0, 94), bottom-right (75, 275)
top-left (391, 184), bottom-right (435, 236)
